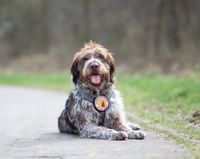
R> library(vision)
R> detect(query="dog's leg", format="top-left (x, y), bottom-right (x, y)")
top-left (109, 118), bottom-right (145, 140)
top-left (126, 129), bottom-right (145, 139)
top-left (80, 123), bottom-right (128, 140)
top-left (119, 125), bottom-right (145, 140)
top-left (58, 110), bottom-right (77, 134)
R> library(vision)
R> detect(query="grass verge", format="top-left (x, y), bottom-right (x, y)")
top-left (0, 71), bottom-right (199, 158)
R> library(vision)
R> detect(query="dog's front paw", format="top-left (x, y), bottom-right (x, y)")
top-left (128, 131), bottom-right (145, 140)
top-left (113, 131), bottom-right (128, 140)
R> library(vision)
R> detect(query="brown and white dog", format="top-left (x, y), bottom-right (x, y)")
top-left (58, 41), bottom-right (145, 140)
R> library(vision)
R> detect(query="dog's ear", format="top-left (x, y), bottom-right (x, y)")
top-left (71, 57), bottom-right (79, 84)
top-left (107, 53), bottom-right (115, 83)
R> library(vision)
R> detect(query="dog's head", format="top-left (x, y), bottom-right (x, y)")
top-left (71, 41), bottom-right (115, 88)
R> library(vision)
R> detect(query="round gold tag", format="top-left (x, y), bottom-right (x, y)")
top-left (94, 96), bottom-right (109, 111)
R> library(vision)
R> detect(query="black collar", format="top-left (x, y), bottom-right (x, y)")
top-left (77, 86), bottom-right (113, 103)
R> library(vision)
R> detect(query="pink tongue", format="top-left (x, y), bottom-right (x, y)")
top-left (91, 75), bottom-right (101, 84)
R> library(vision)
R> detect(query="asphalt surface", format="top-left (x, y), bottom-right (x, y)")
top-left (0, 86), bottom-right (193, 159)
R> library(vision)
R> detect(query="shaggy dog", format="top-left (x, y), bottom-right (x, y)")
top-left (58, 42), bottom-right (145, 140)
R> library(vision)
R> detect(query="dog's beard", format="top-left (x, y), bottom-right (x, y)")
top-left (85, 72), bottom-right (109, 87)
top-left (81, 68), bottom-right (110, 89)
top-left (79, 73), bottom-right (111, 96)
top-left (81, 62), bottom-right (108, 86)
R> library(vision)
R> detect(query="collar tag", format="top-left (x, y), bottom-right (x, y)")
top-left (94, 96), bottom-right (109, 112)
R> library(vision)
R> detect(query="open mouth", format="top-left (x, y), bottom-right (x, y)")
top-left (89, 74), bottom-right (101, 85)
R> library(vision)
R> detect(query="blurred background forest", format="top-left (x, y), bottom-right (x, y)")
top-left (0, 0), bottom-right (200, 73)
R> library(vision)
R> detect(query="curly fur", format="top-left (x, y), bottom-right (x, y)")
top-left (58, 41), bottom-right (145, 140)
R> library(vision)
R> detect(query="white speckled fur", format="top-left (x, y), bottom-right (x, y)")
top-left (58, 42), bottom-right (145, 140)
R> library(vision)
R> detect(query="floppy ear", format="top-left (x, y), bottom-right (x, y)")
top-left (107, 53), bottom-right (115, 83)
top-left (71, 58), bottom-right (79, 84)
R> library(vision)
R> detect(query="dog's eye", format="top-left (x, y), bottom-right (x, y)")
top-left (95, 53), bottom-right (105, 60)
top-left (105, 63), bottom-right (110, 70)
top-left (83, 56), bottom-right (90, 61)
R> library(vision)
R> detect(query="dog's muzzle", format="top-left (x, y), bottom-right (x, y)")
top-left (88, 61), bottom-right (101, 85)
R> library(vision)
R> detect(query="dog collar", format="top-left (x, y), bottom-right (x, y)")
top-left (77, 86), bottom-right (113, 112)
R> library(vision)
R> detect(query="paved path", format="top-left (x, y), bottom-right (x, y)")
top-left (0, 86), bottom-right (193, 159)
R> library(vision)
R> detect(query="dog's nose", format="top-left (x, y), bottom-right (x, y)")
top-left (90, 62), bottom-right (99, 70)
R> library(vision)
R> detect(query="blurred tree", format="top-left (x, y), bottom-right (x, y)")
top-left (41, 0), bottom-right (50, 53)
top-left (82, 0), bottom-right (92, 41)
top-left (0, 0), bottom-right (199, 71)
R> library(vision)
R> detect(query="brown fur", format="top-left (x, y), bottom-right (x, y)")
top-left (58, 41), bottom-right (145, 140)
top-left (71, 42), bottom-right (115, 85)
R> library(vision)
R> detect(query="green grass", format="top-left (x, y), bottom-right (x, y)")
top-left (0, 71), bottom-right (199, 157)
top-left (0, 72), bottom-right (73, 91)
top-left (118, 74), bottom-right (200, 158)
